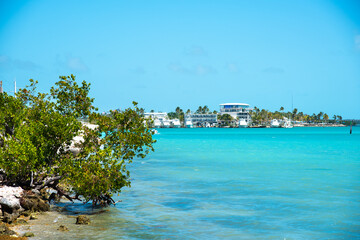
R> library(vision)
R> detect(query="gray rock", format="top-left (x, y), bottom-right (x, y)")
top-left (20, 195), bottom-right (50, 212)
top-left (23, 232), bottom-right (35, 237)
top-left (58, 225), bottom-right (69, 231)
top-left (76, 215), bottom-right (91, 225)
top-left (0, 186), bottom-right (23, 210)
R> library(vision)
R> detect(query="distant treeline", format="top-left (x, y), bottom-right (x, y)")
top-left (250, 107), bottom-right (343, 125)
top-left (109, 105), bottom-right (351, 126)
top-left (163, 106), bottom-right (344, 124)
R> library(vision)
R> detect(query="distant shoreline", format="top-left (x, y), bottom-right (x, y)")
top-left (153, 124), bottom-right (349, 129)
top-left (249, 124), bottom-right (347, 128)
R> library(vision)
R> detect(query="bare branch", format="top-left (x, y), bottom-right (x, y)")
top-left (34, 175), bottom-right (62, 190)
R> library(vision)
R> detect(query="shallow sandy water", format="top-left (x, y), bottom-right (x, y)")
top-left (12, 206), bottom-right (111, 240)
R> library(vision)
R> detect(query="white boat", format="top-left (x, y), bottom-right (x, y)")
top-left (151, 129), bottom-right (159, 134)
top-left (270, 119), bottom-right (281, 128)
top-left (283, 119), bottom-right (293, 128)
top-left (239, 119), bottom-right (248, 128)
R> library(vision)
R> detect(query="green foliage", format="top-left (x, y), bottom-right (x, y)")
top-left (167, 107), bottom-right (185, 126)
top-left (195, 105), bottom-right (210, 114)
top-left (50, 75), bottom-right (97, 117)
top-left (217, 114), bottom-right (234, 127)
top-left (0, 75), bottom-right (155, 205)
top-left (218, 114), bottom-right (233, 121)
top-left (167, 112), bottom-right (177, 119)
top-left (249, 105), bottom-right (341, 125)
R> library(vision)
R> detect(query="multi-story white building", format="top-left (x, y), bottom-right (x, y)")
top-left (144, 112), bottom-right (168, 120)
top-left (219, 103), bottom-right (251, 125)
top-left (185, 113), bottom-right (217, 127)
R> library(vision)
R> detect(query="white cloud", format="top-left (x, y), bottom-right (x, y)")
top-left (67, 57), bottom-right (88, 72)
top-left (0, 55), bottom-right (39, 71)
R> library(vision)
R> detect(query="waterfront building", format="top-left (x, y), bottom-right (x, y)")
top-left (171, 119), bottom-right (181, 128)
top-left (144, 112), bottom-right (167, 120)
top-left (185, 118), bottom-right (193, 128)
top-left (185, 113), bottom-right (217, 127)
top-left (144, 112), bottom-right (181, 128)
top-left (219, 103), bottom-right (251, 126)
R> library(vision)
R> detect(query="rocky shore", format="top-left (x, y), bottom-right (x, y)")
top-left (0, 186), bottom-right (93, 239)
top-left (0, 186), bottom-right (49, 238)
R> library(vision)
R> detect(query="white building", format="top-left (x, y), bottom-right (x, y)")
top-left (144, 112), bottom-right (181, 128)
top-left (144, 112), bottom-right (168, 119)
top-left (185, 113), bottom-right (217, 127)
top-left (171, 118), bottom-right (181, 128)
top-left (144, 112), bottom-right (167, 128)
top-left (219, 103), bottom-right (251, 125)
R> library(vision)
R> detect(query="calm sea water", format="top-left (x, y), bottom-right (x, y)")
top-left (51, 127), bottom-right (360, 239)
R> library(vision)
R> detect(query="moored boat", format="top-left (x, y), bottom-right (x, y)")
top-left (283, 119), bottom-right (293, 128)
top-left (239, 119), bottom-right (248, 128)
top-left (270, 119), bottom-right (281, 128)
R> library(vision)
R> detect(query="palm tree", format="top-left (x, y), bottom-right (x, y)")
top-left (303, 115), bottom-right (309, 123)
top-left (311, 113), bottom-right (317, 122)
top-left (202, 105), bottom-right (210, 114)
top-left (298, 111), bottom-right (304, 121)
top-left (317, 112), bottom-right (324, 122)
top-left (323, 113), bottom-right (329, 124)
top-left (179, 110), bottom-right (185, 126)
top-left (292, 108), bottom-right (298, 120)
top-left (333, 115), bottom-right (337, 122)
top-left (260, 109), bottom-right (267, 124)
top-left (175, 106), bottom-right (182, 118)
top-left (279, 106), bottom-right (285, 119)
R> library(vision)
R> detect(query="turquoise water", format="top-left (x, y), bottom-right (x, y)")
top-left (61, 127), bottom-right (360, 239)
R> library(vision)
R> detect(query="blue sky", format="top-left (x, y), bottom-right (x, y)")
top-left (1, 0), bottom-right (360, 118)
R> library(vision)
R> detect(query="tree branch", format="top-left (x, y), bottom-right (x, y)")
top-left (34, 175), bottom-right (62, 190)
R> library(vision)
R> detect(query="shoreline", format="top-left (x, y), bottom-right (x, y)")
top-left (10, 207), bottom-right (72, 240)
top-left (9, 204), bottom-right (106, 240)
top-left (0, 186), bottom-right (105, 239)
